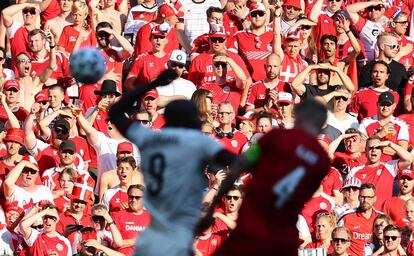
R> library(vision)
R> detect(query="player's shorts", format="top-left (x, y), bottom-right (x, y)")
top-left (133, 225), bottom-right (194, 256)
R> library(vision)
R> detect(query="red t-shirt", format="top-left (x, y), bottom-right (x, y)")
top-left (279, 54), bottom-right (308, 83)
top-left (57, 26), bottom-right (97, 53)
top-left (112, 209), bottom-right (151, 255)
top-left (313, 11), bottom-right (336, 49)
top-left (215, 128), bottom-right (330, 256)
top-left (56, 210), bottom-right (94, 249)
top-left (213, 130), bottom-right (248, 155)
top-left (321, 167), bottom-right (343, 196)
top-left (151, 114), bottom-right (166, 130)
top-left (300, 193), bottom-right (335, 234)
top-left (40, 0), bottom-right (60, 26)
top-left (54, 195), bottom-right (71, 214)
top-left (27, 230), bottom-right (71, 256)
top-left (100, 48), bottom-right (126, 93)
top-left (127, 52), bottom-right (169, 89)
top-left (0, 106), bottom-right (28, 128)
top-left (382, 196), bottom-right (407, 223)
top-left (134, 23), bottom-right (179, 55)
top-left (398, 113), bottom-right (414, 149)
top-left (200, 80), bottom-right (242, 111)
top-left (102, 186), bottom-right (128, 213)
top-left (246, 80), bottom-right (291, 108)
top-left (10, 26), bottom-right (30, 59)
top-left (332, 152), bottom-right (367, 177)
top-left (31, 51), bottom-right (71, 80)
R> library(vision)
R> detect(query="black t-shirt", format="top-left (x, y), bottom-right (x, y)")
top-left (301, 84), bottom-right (340, 100)
top-left (359, 60), bottom-right (407, 96)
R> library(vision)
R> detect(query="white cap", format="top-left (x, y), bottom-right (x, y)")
top-left (169, 50), bottom-right (186, 65)
top-left (277, 92), bottom-right (293, 104)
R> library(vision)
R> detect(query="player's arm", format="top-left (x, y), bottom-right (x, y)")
top-left (108, 69), bottom-right (178, 134)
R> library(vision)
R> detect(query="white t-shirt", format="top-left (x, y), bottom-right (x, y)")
top-left (9, 185), bottom-right (54, 209)
top-left (156, 78), bottom-right (197, 113)
top-left (326, 111), bottom-right (359, 134)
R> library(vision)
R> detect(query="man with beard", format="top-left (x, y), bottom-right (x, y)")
top-left (95, 21), bottom-right (134, 93)
top-left (245, 53), bottom-right (290, 113)
top-left (347, 136), bottom-right (413, 209)
top-left (359, 92), bottom-right (409, 161)
top-left (4, 158), bottom-right (53, 208)
top-left (112, 184), bottom-right (151, 255)
top-left (19, 204), bottom-right (72, 255)
top-left (102, 156), bottom-right (137, 213)
top-left (338, 183), bottom-right (382, 256)
top-left (382, 169), bottom-right (414, 222)
top-left (292, 63), bottom-right (354, 101)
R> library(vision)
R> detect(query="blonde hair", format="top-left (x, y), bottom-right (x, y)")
top-left (72, 0), bottom-right (88, 14)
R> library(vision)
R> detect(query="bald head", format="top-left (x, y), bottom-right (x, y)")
top-left (265, 53), bottom-right (281, 80)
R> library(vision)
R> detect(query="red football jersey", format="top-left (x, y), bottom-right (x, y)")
top-left (100, 48), bottom-right (126, 93)
top-left (102, 186), bottom-right (128, 213)
top-left (246, 80), bottom-right (291, 108)
top-left (382, 196), bottom-right (406, 223)
top-left (313, 11), bottom-right (336, 49)
top-left (200, 80), bottom-right (242, 111)
top-left (215, 128), bottom-right (330, 255)
top-left (57, 26), bottom-right (97, 54)
top-left (128, 52), bottom-right (169, 89)
top-left (321, 167), bottom-right (343, 196)
top-left (134, 23), bottom-right (179, 55)
top-left (398, 113), bottom-right (414, 149)
top-left (279, 54), bottom-right (308, 83)
top-left (31, 51), bottom-right (71, 80)
top-left (27, 230), bottom-right (71, 256)
top-left (10, 26), bottom-right (30, 60)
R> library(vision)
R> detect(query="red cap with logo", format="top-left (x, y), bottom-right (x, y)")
top-left (250, 2), bottom-right (266, 13)
top-left (285, 29), bottom-right (303, 41)
top-left (209, 23), bottom-right (227, 38)
top-left (35, 89), bottom-right (49, 103)
top-left (158, 3), bottom-right (176, 18)
top-left (117, 141), bottom-right (133, 153)
top-left (151, 23), bottom-right (171, 37)
top-left (399, 168), bottom-right (414, 179)
top-left (144, 89), bottom-right (159, 99)
top-left (3, 79), bottom-right (20, 91)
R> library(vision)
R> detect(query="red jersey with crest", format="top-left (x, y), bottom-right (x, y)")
top-left (102, 185), bottom-right (128, 213)
top-left (246, 80), bottom-right (291, 108)
top-left (382, 196), bottom-right (406, 223)
top-left (57, 26), bottom-right (97, 54)
top-left (30, 51), bottom-right (70, 80)
top-left (26, 229), bottom-right (71, 256)
top-left (188, 50), bottom-right (250, 87)
top-left (223, 12), bottom-right (244, 36)
top-left (215, 128), bottom-right (330, 256)
top-left (126, 4), bottom-right (158, 34)
top-left (199, 80), bottom-right (242, 111)
top-left (348, 160), bottom-right (400, 209)
top-left (398, 113), bottom-right (414, 149)
top-left (279, 54), bottom-right (308, 83)
top-left (227, 29), bottom-right (274, 82)
top-left (100, 47), bottom-right (126, 93)
top-left (134, 23), bottom-right (179, 55)
top-left (128, 52), bottom-right (170, 89)
top-left (10, 26), bottom-right (30, 60)
top-left (213, 130), bottom-right (248, 155)
top-left (349, 87), bottom-right (400, 122)
top-left (112, 209), bottom-right (151, 255)
top-left (300, 193), bottom-right (335, 234)
top-left (313, 10), bottom-right (336, 49)
top-left (321, 167), bottom-right (343, 196)
top-left (338, 208), bottom-right (382, 256)
top-left (404, 73), bottom-right (414, 97)
top-left (332, 152), bottom-right (367, 177)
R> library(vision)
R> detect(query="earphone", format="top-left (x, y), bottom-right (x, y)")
top-left (215, 127), bottom-right (235, 139)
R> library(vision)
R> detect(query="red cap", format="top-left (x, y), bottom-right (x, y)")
top-left (144, 89), bottom-right (159, 99)
top-left (158, 3), bottom-right (176, 18)
top-left (35, 89), bottom-right (49, 103)
top-left (5, 201), bottom-right (24, 215)
top-left (399, 168), bottom-right (414, 179)
top-left (151, 23), bottom-right (171, 37)
top-left (70, 173), bottom-right (95, 203)
top-left (283, 0), bottom-right (301, 9)
top-left (209, 23), bottom-right (227, 38)
top-left (249, 2), bottom-right (266, 13)
top-left (4, 128), bottom-right (24, 145)
top-left (117, 141), bottom-right (133, 153)
top-left (3, 80), bottom-right (20, 91)
top-left (285, 29), bottom-right (303, 42)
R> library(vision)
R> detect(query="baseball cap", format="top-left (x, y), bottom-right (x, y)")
top-left (209, 23), bottom-right (227, 38)
top-left (158, 4), bottom-right (176, 18)
top-left (59, 139), bottom-right (76, 153)
top-left (249, 2), bottom-right (266, 13)
top-left (117, 141), bottom-right (133, 153)
top-left (378, 91), bottom-right (395, 104)
top-left (4, 128), bottom-right (24, 145)
top-left (170, 50), bottom-right (186, 65)
top-left (54, 118), bottom-right (70, 131)
top-left (341, 176), bottom-right (361, 191)
top-left (151, 23), bottom-right (171, 37)
top-left (35, 89), bottom-right (49, 103)
top-left (333, 9), bottom-right (351, 20)
top-left (3, 80), bottom-right (20, 91)
top-left (398, 169), bottom-right (414, 179)
top-left (144, 89), bottom-right (159, 99)
top-left (285, 29), bottom-right (302, 41)
top-left (277, 92), bottom-right (293, 104)
top-left (283, 0), bottom-right (301, 10)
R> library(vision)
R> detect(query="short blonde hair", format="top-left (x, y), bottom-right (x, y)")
top-left (72, 0), bottom-right (88, 14)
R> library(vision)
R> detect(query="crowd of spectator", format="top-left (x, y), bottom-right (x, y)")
top-left (0, 0), bottom-right (414, 255)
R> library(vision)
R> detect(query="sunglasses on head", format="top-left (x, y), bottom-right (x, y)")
top-left (22, 168), bottom-right (37, 175)
top-left (250, 11), bottom-right (265, 18)
top-left (23, 8), bottom-right (36, 15)
top-left (91, 215), bottom-right (105, 222)
top-left (31, 224), bottom-right (44, 230)
top-left (128, 195), bottom-right (142, 200)
top-left (170, 62), bottom-right (185, 69)
top-left (384, 235), bottom-right (400, 241)
top-left (214, 61), bottom-right (227, 68)
top-left (55, 127), bottom-right (68, 134)
top-left (210, 37), bottom-right (226, 43)
top-left (367, 5), bottom-right (384, 11)
top-left (334, 96), bottom-right (348, 101)
top-left (332, 237), bottom-right (349, 244)
top-left (300, 25), bottom-right (312, 30)
top-left (225, 195), bottom-right (240, 201)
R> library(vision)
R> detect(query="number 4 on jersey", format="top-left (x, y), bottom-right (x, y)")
top-left (272, 166), bottom-right (306, 208)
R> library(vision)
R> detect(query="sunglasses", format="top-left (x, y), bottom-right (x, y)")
top-left (210, 37), bottom-right (226, 43)
top-left (300, 25), bottom-right (312, 30)
top-left (332, 238), bottom-right (349, 244)
top-left (334, 96), bottom-right (348, 101)
top-left (54, 127), bottom-right (68, 134)
top-left (0, 57), bottom-right (4, 61)
top-left (128, 195), bottom-right (142, 200)
top-left (170, 62), bottom-right (185, 69)
top-left (359, 195), bottom-right (375, 200)
top-left (17, 59), bottom-right (31, 64)
top-left (152, 35), bottom-right (166, 40)
top-left (285, 5), bottom-right (301, 11)
top-left (328, 0), bottom-right (342, 2)
top-left (31, 224), bottom-right (44, 230)
top-left (23, 8), bottom-right (36, 15)
top-left (367, 5), bottom-right (384, 11)
top-left (394, 20), bottom-right (409, 25)
top-left (384, 43), bottom-right (400, 50)
top-left (384, 235), bottom-right (400, 241)
top-left (251, 11), bottom-right (265, 18)
top-left (344, 186), bottom-right (359, 191)
top-left (214, 62), bottom-right (227, 68)
top-left (91, 215), bottom-right (105, 222)
top-left (22, 168), bottom-right (37, 175)
top-left (6, 88), bottom-right (19, 93)
top-left (225, 195), bottom-right (240, 201)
